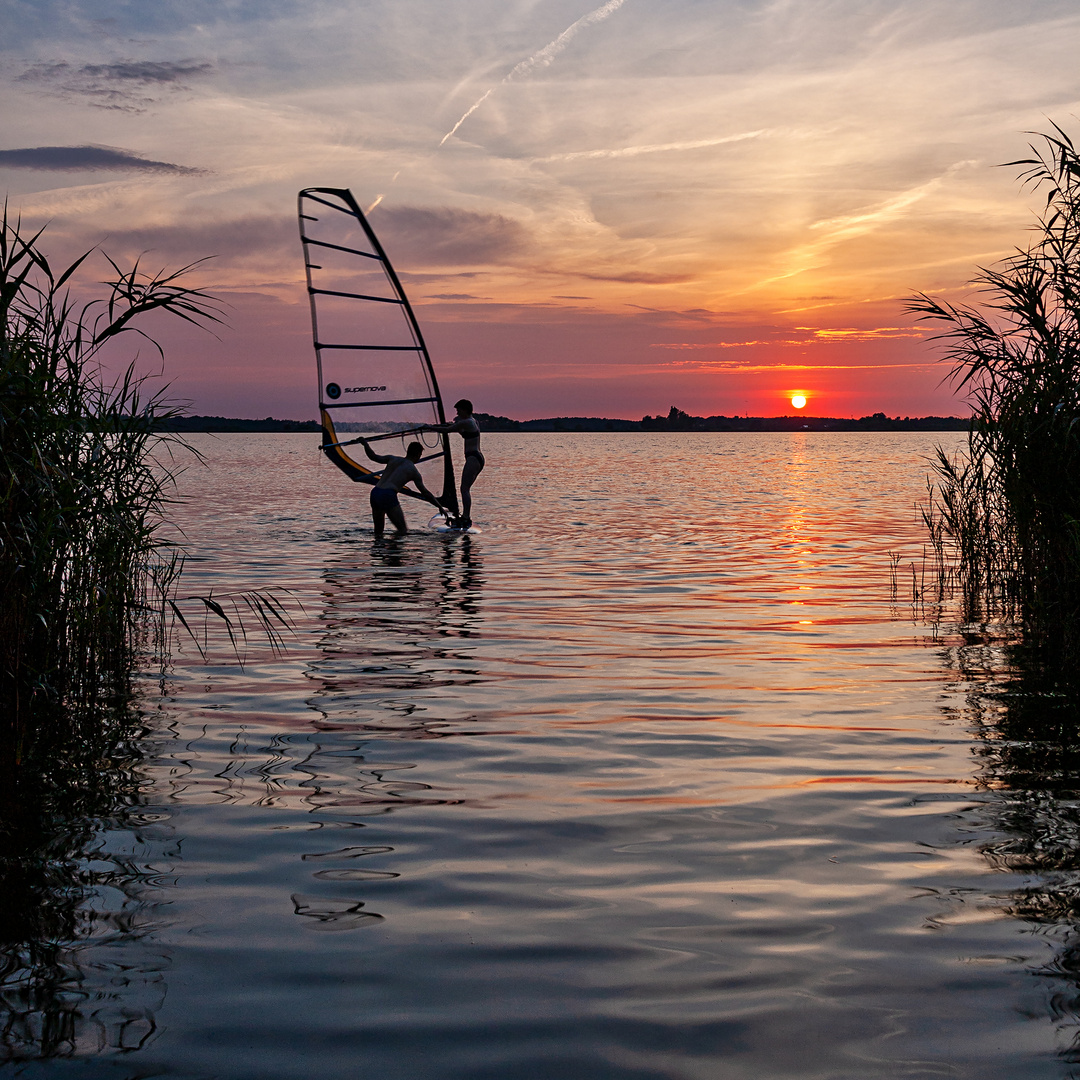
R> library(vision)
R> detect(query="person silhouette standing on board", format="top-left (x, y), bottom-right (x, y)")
top-left (423, 399), bottom-right (484, 530)
top-left (358, 440), bottom-right (441, 537)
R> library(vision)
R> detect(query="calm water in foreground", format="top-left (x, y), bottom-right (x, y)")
top-left (7, 431), bottom-right (1080, 1080)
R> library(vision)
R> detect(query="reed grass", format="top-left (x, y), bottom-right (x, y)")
top-left (0, 215), bottom-right (302, 1059)
top-left (910, 125), bottom-right (1080, 662)
top-left (0, 210), bottom-right (222, 769)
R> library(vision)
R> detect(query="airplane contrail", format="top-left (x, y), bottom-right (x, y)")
top-left (440, 88), bottom-right (496, 147)
top-left (540, 130), bottom-right (770, 162)
top-left (440, 0), bottom-right (629, 146)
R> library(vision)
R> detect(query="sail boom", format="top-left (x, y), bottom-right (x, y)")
top-left (323, 426), bottom-right (429, 449)
top-left (321, 396), bottom-right (438, 410)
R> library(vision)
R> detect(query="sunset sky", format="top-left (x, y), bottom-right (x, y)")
top-left (3, 0), bottom-right (1080, 420)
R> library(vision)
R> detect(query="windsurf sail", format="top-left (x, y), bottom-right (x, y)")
top-left (297, 188), bottom-right (458, 514)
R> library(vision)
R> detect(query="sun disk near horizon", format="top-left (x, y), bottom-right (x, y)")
top-left (791, 394), bottom-right (807, 410)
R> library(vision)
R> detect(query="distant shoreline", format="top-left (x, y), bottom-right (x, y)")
top-left (156, 411), bottom-right (972, 433)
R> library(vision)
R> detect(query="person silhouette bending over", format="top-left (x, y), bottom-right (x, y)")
top-left (359, 439), bottom-right (441, 537)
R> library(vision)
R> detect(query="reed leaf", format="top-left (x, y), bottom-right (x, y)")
top-left (911, 126), bottom-right (1080, 661)
top-left (0, 210), bottom-right (220, 771)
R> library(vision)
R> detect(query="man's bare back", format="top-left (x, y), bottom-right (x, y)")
top-left (375, 457), bottom-right (423, 492)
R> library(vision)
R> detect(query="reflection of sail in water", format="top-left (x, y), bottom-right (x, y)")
top-left (311, 537), bottom-right (485, 740)
top-left (937, 640), bottom-right (1080, 1067)
top-left (287, 539), bottom-right (486, 930)
top-left (297, 188), bottom-right (459, 514)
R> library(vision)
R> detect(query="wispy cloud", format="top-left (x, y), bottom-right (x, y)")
top-left (79, 60), bottom-right (214, 83)
top-left (440, 0), bottom-right (629, 145)
top-left (650, 327), bottom-right (925, 349)
top-left (378, 206), bottom-right (531, 266)
top-left (738, 163), bottom-right (981, 295)
top-left (18, 59), bottom-right (215, 111)
top-left (658, 360), bottom-right (938, 373)
top-left (797, 326), bottom-right (923, 340)
top-left (580, 270), bottom-right (693, 284)
top-left (0, 145), bottom-right (202, 173)
top-left (540, 129), bottom-right (769, 162)
top-left (100, 215), bottom-right (292, 261)
top-left (807, 163), bottom-right (977, 241)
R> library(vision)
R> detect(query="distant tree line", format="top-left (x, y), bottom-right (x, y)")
top-left (155, 414), bottom-right (321, 432)
top-left (153, 408), bottom-right (970, 434)
top-left (473, 408), bottom-right (969, 433)
top-left (639, 406), bottom-right (969, 431)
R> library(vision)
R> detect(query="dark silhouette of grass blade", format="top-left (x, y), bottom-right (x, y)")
top-left (910, 125), bottom-right (1080, 664)
top-left (0, 209), bottom-right (222, 769)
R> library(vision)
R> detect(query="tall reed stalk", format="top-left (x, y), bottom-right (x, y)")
top-left (911, 125), bottom-right (1080, 660)
top-left (0, 211), bottom-right (221, 769)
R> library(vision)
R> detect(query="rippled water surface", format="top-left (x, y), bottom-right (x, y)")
top-left (10, 431), bottom-right (1080, 1079)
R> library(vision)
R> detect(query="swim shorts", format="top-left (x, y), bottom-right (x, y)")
top-left (370, 486), bottom-right (400, 511)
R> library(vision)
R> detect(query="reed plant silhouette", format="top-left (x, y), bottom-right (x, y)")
top-left (0, 210), bottom-right (222, 773)
top-left (0, 215), bottom-right (301, 1062)
top-left (0, 698), bottom-right (168, 1062)
top-left (911, 125), bottom-right (1080, 662)
top-left (934, 634), bottom-right (1080, 1072)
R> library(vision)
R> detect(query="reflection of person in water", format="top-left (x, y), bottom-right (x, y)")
top-left (358, 440), bottom-right (441, 537)
top-left (314, 533), bottom-right (487, 740)
top-left (439, 534), bottom-right (483, 628)
top-left (423, 399), bottom-right (484, 530)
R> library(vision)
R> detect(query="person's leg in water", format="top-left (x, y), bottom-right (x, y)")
top-left (370, 487), bottom-right (385, 537)
top-left (370, 487), bottom-right (407, 537)
top-left (386, 502), bottom-right (408, 534)
top-left (459, 453), bottom-right (484, 528)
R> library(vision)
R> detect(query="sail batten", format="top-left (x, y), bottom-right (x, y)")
top-left (309, 288), bottom-right (406, 305)
top-left (303, 192), bottom-right (364, 214)
top-left (313, 343), bottom-right (422, 352)
top-left (298, 187), bottom-right (458, 514)
top-left (304, 238), bottom-right (381, 259)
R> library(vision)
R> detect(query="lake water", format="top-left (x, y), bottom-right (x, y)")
top-left (6, 431), bottom-right (1080, 1079)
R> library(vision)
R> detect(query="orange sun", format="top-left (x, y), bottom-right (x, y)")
top-left (791, 394), bottom-right (807, 409)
